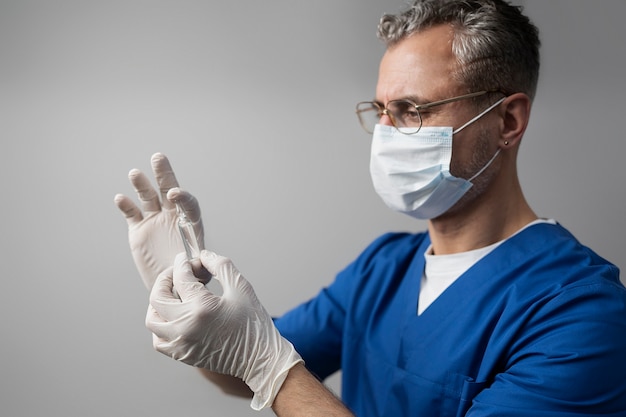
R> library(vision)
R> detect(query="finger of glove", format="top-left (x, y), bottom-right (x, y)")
top-left (129, 168), bottom-right (162, 214)
top-left (151, 153), bottom-right (179, 211)
top-left (167, 187), bottom-right (205, 251)
top-left (150, 332), bottom-right (193, 365)
top-left (146, 305), bottom-right (180, 343)
top-left (166, 188), bottom-right (202, 223)
top-left (173, 252), bottom-right (210, 302)
top-left (145, 304), bottom-right (165, 335)
top-left (114, 193), bottom-right (143, 226)
top-left (148, 266), bottom-right (183, 323)
top-left (150, 332), bottom-right (176, 358)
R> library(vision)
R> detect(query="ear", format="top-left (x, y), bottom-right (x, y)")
top-left (498, 93), bottom-right (531, 148)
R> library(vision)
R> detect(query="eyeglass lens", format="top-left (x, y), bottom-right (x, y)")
top-left (356, 101), bottom-right (422, 134)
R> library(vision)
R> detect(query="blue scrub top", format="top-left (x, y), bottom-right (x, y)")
top-left (275, 222), bottom-right (626, 416)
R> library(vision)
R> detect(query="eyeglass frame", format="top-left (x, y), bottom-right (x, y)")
top-left (355, 90), bottom-right (500, 135)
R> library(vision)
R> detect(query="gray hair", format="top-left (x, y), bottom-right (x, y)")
top-left (378, 0), bottom-right (540, 101)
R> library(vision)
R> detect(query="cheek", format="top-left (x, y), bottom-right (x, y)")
top-left (449, 127), bottom-right (493, 177)
top-left (449, 138), bottom-right (473, 177)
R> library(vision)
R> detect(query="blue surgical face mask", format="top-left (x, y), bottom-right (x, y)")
top-left (369, 97), bottom-right (505, 220)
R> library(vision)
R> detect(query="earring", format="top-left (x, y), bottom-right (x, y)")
top-left (504, 140), bottom-right (509, 146)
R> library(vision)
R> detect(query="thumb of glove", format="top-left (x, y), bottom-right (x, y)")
top-left (199, 250), bottom-right (251, 297)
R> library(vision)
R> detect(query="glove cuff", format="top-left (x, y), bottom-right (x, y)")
top-left (249, 340), bottom-right (304, 411)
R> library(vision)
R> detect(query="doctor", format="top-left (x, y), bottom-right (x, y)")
top-left (115, 0), bottom-right (626, 415)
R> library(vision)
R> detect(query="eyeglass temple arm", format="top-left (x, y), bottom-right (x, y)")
top-left (416, 90), bottom-right (491, 110)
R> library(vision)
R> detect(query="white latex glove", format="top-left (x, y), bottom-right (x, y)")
top-left (146, 251), bottom-right (303, 410)
top-left (114, 153), bottom-right (206, 289)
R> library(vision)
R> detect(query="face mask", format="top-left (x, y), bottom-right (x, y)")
top-left (369, 97), bottom-right (505, 219)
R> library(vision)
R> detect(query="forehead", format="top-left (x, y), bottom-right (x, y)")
top-left (376, 24), bottom-right (459, 103)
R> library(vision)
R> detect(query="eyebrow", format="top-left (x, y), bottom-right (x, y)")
top-left (403, 94), bottom-right (429, 104)
top-left (373, 94), bottom-right (435, 106)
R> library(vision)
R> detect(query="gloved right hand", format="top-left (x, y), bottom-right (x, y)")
top-left (114, 153), bottom-right (206, 290)
top-left (147, 251), bottom-right (304, 410)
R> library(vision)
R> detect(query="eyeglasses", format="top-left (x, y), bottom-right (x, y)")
top-left (355, 90), bottom-right (493, 135)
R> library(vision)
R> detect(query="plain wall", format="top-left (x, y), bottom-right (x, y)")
top-left (1, 1), bottom-right (624, 416)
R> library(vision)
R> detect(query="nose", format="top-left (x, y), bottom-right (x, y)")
top-left (379, 110), bottom-right (394, 127)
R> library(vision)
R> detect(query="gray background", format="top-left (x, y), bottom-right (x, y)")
top-left (1, 1), bottom-right (624, 416)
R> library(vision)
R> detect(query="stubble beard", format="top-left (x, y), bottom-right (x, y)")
top-left (439, 127), bottom-right (500, 219)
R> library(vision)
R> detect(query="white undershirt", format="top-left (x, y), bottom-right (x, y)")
top-left (417, 219), bottom-right (556, 315)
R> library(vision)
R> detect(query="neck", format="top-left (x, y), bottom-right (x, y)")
top-left (427, 173), bottom-right (537, 255)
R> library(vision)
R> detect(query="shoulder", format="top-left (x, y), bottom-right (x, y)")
top-left (331, 231), bottom-right (429, 311)
top-left (470, 225), bottom-right (626, 413)
top-left (507, 221), bottom-right (620, 284)
top-left (352, 231), bottom-right (429, 269)
top-left (500, 222), bottom-right (626, 360)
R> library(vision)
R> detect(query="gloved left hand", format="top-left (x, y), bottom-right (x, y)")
top-left (114, 153), bottom-right (206, 289)
top-left (146, 251), bottom-right (303, 410)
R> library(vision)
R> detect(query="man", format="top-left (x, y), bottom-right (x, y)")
top-left (115, 1), bottom-right (626, 416)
